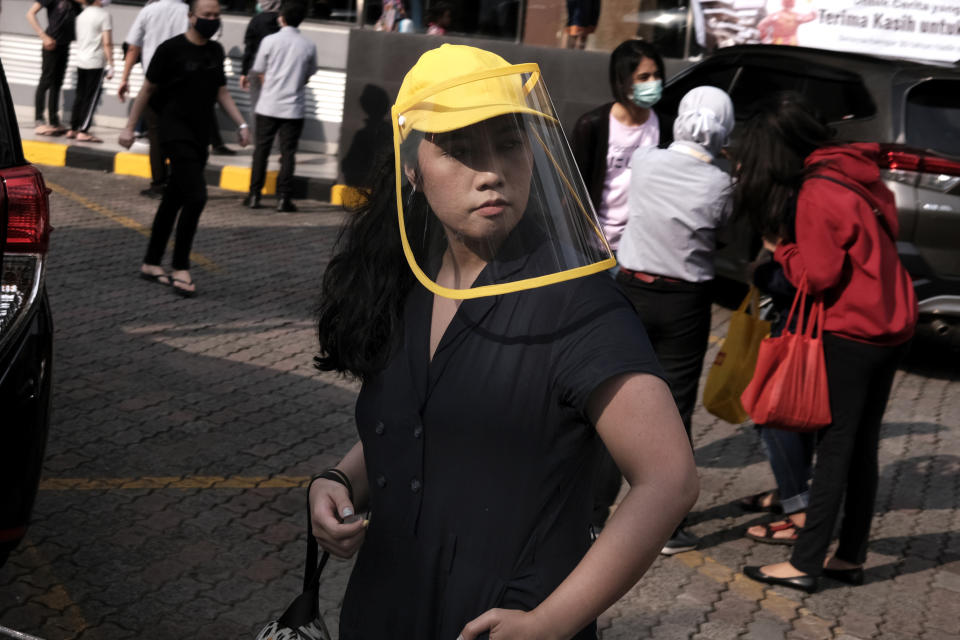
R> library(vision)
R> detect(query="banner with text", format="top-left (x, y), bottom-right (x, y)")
top-left (692, 0), bottom-right (960, 63)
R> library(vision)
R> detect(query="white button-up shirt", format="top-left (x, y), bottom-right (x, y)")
top-left (252, 26), bottom-right (317, 120)
top-left (125, 0), bottom-right (189, 72)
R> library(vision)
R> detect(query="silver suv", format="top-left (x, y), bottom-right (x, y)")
top-left (659, 45), bottom-right (960, 346)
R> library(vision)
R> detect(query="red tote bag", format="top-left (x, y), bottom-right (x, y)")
top-left (740, 284), bottom-right (832, 432)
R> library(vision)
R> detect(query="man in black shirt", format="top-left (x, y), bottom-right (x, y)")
top-left (119, 0), bottom-right (250, 297)
top-left (26, 0), bottom-right (82, 135)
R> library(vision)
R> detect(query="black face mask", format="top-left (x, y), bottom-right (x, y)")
top-left (194, 17), bottom-right (221, 39)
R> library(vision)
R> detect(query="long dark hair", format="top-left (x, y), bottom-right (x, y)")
top-left (732, 91), bottom-right (835, 240)
top-left (314, 141), bottom-right (422, 381)
top-left (609, 39), bottom-right (665, 105)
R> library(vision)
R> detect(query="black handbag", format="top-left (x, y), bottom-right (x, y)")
top-left (255, 509), bottom-right (332, 640)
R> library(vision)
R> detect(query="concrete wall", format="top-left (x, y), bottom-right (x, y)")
top-left (336, 28), bottom-right (691, 186)
top-left (0, 0), bottom-right (349, 153)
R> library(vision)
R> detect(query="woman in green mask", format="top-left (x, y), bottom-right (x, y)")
top-left (570, 37), bottom-right (666, 538)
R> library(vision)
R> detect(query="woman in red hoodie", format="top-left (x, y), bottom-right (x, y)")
top-left (734, 92), bottom-right (917, 593)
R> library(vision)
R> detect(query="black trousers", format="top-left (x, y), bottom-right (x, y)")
top-left (790, 333), bottom-right (906, 576)
top-left (591, 273), bottom-right (712, 527)
top-left (70, 68), bottom-right (105, 133)
top-left (143, 142), bottom-right (208, 271)
top-left (35, 46), bottom-right (70, 126)
top-left (249, 114), bottom-right (304, 197)
top-left (145, 105), bottom-right (168, 189)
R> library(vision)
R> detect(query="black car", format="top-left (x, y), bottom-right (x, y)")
top-left (658, 45), bottom-right (960, 346)
top-left (0, 57), bottom-right (54, 567)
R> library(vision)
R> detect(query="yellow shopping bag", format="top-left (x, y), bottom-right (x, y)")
top-left (703, 287), bottom-right (771, 424)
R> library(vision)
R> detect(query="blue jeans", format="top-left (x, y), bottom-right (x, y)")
top-left (759, 426), bottom-right (814, 515)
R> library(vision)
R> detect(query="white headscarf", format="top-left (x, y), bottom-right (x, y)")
top-left (672, 86), bottom-right (735, 157)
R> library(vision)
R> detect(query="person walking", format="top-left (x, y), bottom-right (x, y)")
top-left (242, 0), bottom-right (316, 212)
top-left (616, 86), bottom-right (735, 555)
top-left (308, 43), bottom-right (698, 639)
top-left (66, 0), bottom-right (113, 142)
top-left (117, 0), bottom-right (189, 198)
top-left (26, 0), bottom-right (82, 136)
top-left (736, 91), bottom-right (917, 593)
top-left (119, 0), bottom-right (250, 297)
top-left (570, 38), bottom-right (665, 539)
top-left (239, 0), bottom-right (281, 139)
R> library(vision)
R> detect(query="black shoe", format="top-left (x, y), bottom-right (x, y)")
top-left (743, 566), bottom-right (818, 593)
top-left (822, 567), bottom-right (864, 586)
top-left (277, 196), bottom-right (298, 212)
top-left (211, 144), bottom-right (236, 155)
top-left (660, 526), bottom-right (698, 556)
top-left (140, 186), bottom-right (164, 199)
top-left (242, 193), bottom-right (261, 209)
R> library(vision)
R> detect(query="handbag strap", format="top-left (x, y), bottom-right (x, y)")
top-left (303, 501), bottom-right (330, 593)
top-left (806, 174), bottom-right (894, 241)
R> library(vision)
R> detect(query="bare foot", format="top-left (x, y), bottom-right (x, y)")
top-left (758, 561), bottom-right (808, 579)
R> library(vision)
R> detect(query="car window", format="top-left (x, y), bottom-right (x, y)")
top-left (659, 61), bottom-right (740, 145)
top-left (905, 79), bottom-right (960, 158)
top-left (730, 63), bottom-right (876, 123)
top-left (0, 60), bottom-right (25, 170)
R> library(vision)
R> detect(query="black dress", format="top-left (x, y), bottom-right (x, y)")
top-left (338, 230), bottom-right (663, 640)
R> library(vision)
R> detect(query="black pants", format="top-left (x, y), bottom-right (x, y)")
top-left (145, 105), bottom-right (168, 189)
top-left (790, 333), bottom-right (906, 576)
top-left (35, 46), bottom-right (70, 126)
top-left (70, 68), bottom-right (105, 133)
top-left (143, 142), bottom-right (208, 271)
top-left (249, 115), bottom-right (304, 197)
top-left (591, 273), bottom-right (712, 527)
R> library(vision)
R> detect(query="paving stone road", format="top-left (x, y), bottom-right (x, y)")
top-left (1, 166), bottom-right (958, 640)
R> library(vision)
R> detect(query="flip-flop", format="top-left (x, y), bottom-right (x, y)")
top-left (35, 125), bottom-right (57, 136)
top-left (77, 134), bottom-right (103, 143)
top-left (139, 271), bottom-right (171, 286)
top-left (66, 130), bottom-right (77, 139)
top-left (746, 519), bottom-right (802, 545)
top-left (171, 277), bottom-right (197, 298)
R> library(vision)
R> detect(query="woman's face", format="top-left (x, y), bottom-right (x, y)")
top-left (408, 117), bottom-right (534, 251)
top-left (630, 56), bottom-right (662, 85)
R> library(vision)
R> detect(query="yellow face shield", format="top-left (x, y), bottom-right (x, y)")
top-left (392, 45), bottom-right (615, 300)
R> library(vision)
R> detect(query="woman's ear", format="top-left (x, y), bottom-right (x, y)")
top-left (403, 164), bottom-right (419, 191)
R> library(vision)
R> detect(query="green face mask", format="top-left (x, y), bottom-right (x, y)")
top-left (630, 79), bottom-right (662, 109)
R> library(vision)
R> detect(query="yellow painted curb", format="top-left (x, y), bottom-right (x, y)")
top-left (220, 165), bottom-right (276, 194)
top-left (114, 152), bottom-right (153, 179)
top-left (331, 184), bottom-right (366, 209)
top-left (22, 140), bottom-right (68, 166)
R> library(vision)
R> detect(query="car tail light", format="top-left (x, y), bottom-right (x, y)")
top-left (1, 165), bottom-right (49, 337)
top-left (877, 146), bottom-right (960, 193)
top-left (3, 165), bottom-right (50, 253)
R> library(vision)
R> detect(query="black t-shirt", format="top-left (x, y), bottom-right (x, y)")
top-left (146, 35), bottom-right (226, 148)
top-left (41, 0), bottom-right (81, 46)
top-left (338, 232), bottom-right (664, 639)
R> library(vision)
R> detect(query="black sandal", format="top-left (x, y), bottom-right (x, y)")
top-left (139, 270), bottom-right (171, 286)
top-left (171, 277), bottom-right (197, 298)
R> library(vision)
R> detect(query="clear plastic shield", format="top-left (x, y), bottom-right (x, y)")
top-left (392, 60), bottom-right (615, 299)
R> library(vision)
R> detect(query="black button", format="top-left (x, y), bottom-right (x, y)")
top-left (410, 478), bottom-right (422, 493)
top-left (413, 425), bottom-right (423, 439)
top-left (376, 475), bottom-right (387, 488)
top-left (374, 421), bottom-right (385, 435)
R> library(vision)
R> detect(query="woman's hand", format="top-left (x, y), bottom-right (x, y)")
top-left (762, 235), bottom-right (781, 253)
top-left (42, 35), bottom-right (56, 51)
top-left (459, 608), bottom-right (552, 640)
top-left (118, 128), bottom-right (135, 149)
top-left (308, 477), bottom-right (366, 558)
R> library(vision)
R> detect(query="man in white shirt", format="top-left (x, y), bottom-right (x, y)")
top-left (117, 0), bottom-right (189, 198)
top-left (243, 0), bottom-right (316, 212)
top-left (68, 0), bottom-right (113, 141)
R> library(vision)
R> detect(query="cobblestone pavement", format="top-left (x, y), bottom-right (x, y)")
top-left (1, 166), bottom-right (958, 640)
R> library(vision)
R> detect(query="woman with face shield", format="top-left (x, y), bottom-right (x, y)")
top-left (309, 44), bottom-right (698, 639)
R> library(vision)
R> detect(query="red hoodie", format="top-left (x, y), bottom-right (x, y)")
top-left (774, 143), bottom-right (917, 346)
